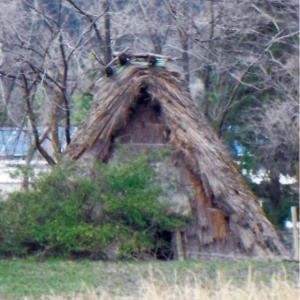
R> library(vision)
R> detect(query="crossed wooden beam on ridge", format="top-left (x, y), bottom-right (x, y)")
top-left (104, 50), bottom-right (173, 77)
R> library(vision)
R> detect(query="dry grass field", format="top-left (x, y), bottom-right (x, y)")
top-left (0, 258), bottom-right (298, 300)
top-left (38, 272), bottom-right (298, 300)
top-left (43, 281), bottom-right (297, 300)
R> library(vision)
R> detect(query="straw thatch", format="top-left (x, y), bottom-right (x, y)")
top-left (65, 64), bottom-right (287, 258)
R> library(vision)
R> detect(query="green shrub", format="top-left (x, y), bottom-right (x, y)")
top-left (0, 154), bottom-right (187, 259)
top-left (71, 93), bottom-right (93, 125)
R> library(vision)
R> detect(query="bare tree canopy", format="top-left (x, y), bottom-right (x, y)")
top-left (0, 0), bottom-right (298, 227)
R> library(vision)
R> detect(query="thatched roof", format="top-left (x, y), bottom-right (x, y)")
top-left (66, 64), bottom-right (287, 258)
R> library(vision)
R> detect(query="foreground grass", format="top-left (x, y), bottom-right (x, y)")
top-left (40, 277), bottom-right (299, 300)
top-left (0, 258), bottom-right (298, 299)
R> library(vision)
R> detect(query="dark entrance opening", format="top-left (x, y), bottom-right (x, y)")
top-left (154, 230), bottom-right (174, 260)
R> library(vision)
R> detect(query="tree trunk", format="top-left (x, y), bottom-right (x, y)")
top-left (269, 175), bottom-right (281, 211)
top-left (103, 0), bottom-right (112, 65)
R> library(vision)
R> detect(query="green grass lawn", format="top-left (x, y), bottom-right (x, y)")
top-left (0, 258), bottom-right (298, 299)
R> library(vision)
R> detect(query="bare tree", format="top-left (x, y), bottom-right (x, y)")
top-left (0, 0), bottom-right (298, 192)
top-left (0, 0), bottom-right (114, 165)
top-left (188, 0), bottom-right (299, 136)
top-left (241, 97), bottom-right (299, 209)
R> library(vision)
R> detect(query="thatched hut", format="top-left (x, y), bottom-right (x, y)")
top-left (65, 61), bottom-right (287, 259)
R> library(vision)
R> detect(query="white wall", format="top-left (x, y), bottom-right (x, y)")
top-left (0, 159), bottom-right (48, 194)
